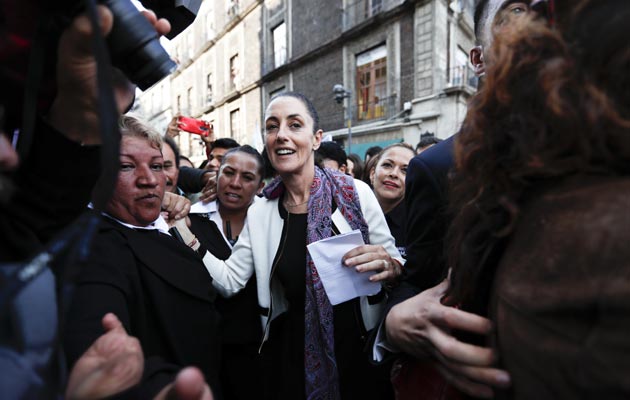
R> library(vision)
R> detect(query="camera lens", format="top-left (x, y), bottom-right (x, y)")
top-left (103, 0), bottom-right (176, 90)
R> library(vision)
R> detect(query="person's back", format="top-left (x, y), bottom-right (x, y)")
top-left (493, 174), bottom-right (630, 399)
top-left (447, 1), bottom-right (630, 397)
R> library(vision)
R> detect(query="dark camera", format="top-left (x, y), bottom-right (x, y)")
top-left (0, 0), bottom-right (201, 129)
top-left (102, 0), bottom-right (177, 91)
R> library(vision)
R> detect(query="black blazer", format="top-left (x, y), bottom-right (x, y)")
top-left (386, 135), bottom-right (455, 313)
top-left (64, 216), bottom-right (222, 399)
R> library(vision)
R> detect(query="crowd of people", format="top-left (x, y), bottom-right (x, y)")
top-left (1, 0), bottom-right (629, 399)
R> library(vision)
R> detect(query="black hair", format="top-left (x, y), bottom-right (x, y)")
top-left (210, 138), bottom-right (240, 152)
top-left (179, 155), bottom-right (193, 166)
top-left (416, 133), bottom-right (443, 150)
top-left (474, 0), bottom-right (491, 42)
top-left (261, 147), bottom-right (277, 180)
top-left (365, 146), bottom-right (383, 161)
top-left (162, 135), bottom-right (181, 167)
top-left (346, 153), bottom-right (364, 179)
top-left (221, 145), bottom-right (265, 182)
top-left (316, 141), bottom-right (347, 169)
top-left (269, 91), bottom-right (320, 133)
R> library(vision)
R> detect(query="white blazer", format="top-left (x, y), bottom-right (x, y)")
top-left (201, 178), bottom-right (403, 347)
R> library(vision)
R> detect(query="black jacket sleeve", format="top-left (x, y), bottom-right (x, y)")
top-left (386, 136), bottom-right (455, 314)
top-left (177, 166), bottom-right (209, 193)
top-left (64, 229), bottom-right (180, 399)
top-left (0, 118), bottom-right (100, 262)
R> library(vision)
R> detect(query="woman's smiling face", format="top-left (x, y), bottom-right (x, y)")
top-left (370, 146), bottom-right (414, 210)
top-left (264, 96), bottom-right (322, 177)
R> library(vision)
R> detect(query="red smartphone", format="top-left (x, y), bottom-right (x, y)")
top-left (177, 116), bottom-right (212, 137)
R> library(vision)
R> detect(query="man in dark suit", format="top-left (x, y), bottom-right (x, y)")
top-left (376, 1), bottom-right (539, 398)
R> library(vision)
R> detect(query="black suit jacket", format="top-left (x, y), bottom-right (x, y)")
top-left (386, 135), bottom-right (455, 313)
top-left (64, 216), bottom-right (222, 399)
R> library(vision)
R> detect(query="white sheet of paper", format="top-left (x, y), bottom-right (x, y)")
top-left (307, 230), bottom-right (381, 305)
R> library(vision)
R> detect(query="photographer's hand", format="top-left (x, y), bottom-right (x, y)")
top-left (47, 6), bottom-right (171, 145)
top-left (166, 115), bottom-right (182, 138)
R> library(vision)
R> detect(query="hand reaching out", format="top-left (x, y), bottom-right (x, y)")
top-left (65, 313), bottom-right (143, 400)
top-left (384, 280), bottom-right (511, 398)
top-left (154, 367), bottom-right (214, 400)
top-left (199, 171), bottom-right (218, 203)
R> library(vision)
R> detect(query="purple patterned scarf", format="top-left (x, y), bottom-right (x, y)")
top-left (263, 166), bottom-right (370, 400)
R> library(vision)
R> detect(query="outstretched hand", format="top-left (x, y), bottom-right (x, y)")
top-left (65, 313), bottom-right (143, 400)
top-left (199, 171), bottom-right (218, 203)
top-left (385, 280), bottom-right (511, 398)
top-left (154, 367), bottom-right (214, 400)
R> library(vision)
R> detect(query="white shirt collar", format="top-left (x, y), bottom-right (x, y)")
top-left (89, 203), bottom-right (171, 235)
top-left (190, 199), bottom-right (218, 214)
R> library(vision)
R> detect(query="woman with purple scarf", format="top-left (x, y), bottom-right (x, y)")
top-left (180, 92), bottom-right (403, 399)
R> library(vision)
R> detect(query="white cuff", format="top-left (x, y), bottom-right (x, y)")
top-left (373, 320), bottom-right (400, 362)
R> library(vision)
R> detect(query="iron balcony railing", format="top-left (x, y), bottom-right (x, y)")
top-left (356, 94), bottom-right (398, 121)
top-left (342, 0), bottom-right (403, 31)
top-left (447, 65), bottom-right (479, 90)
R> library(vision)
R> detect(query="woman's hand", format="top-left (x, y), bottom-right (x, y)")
top-left (162, 192), bottom-right (191, 223)
top-left (342, 244), bottom-right (402, 283)
top-left (199, 171), bottom-right (218, 203)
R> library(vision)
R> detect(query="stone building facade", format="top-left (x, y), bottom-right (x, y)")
top-left (134, 0), bottom-right (265, 165)
top-left (134, 0), bottom-right (477, 162)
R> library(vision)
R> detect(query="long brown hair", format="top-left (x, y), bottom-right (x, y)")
top-left (446, 2), bottom-right (630, 309)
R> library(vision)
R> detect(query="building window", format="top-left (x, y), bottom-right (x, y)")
top-left (151, 92), bottom-right (157, 114)
top-left (174, 45), bottom-right (181, 64)
top-left (229, 54), bottom-right (239, 91)
top-left (205, 7), bottom-right (215, 40)
top-left (269, 86), bottom-right (286, 101)
top-left (206, 73), bottom-right (213, 103)
top-left (364, 0), bottom-right (382, 18)
top-left (186, 33), bottom-right (194, 60)
top-left (227, 0), bottom-right (239, 19)
top-left (230, 109), bottom-right (241, 140)
top-left (272, 22), bottom-right (287, 68)
top-left (176, 95), bottom-right (182, 114)
top-left (356, 45), bottom-right (387, 121)
top-left (186, 87), bottom-right (193, 115)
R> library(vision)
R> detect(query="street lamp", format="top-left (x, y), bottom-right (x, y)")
top-left (333, 84), bottom-right (353, 154)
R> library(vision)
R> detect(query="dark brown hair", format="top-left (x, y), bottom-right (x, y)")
top-left (446, 3), bottom-right (630, 309)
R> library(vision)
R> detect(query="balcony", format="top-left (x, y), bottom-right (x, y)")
top-left (342, 0), bottom-right (402, 31)
top-left (356, 94), bottom-right (397, 121)
top-left (447, 65), bottom-right (478, 90)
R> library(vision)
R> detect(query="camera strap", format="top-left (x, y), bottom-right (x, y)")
top-left (16, 19), bottom-right (52, 163)
top-left (82, 0), bottom-right (121, 212)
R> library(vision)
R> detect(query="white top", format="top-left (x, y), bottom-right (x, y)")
top-left (200, 178), bottom-right (402, 345)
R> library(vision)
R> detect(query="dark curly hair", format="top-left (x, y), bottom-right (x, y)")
top-left (446, 1), bottom-right (630, 310)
